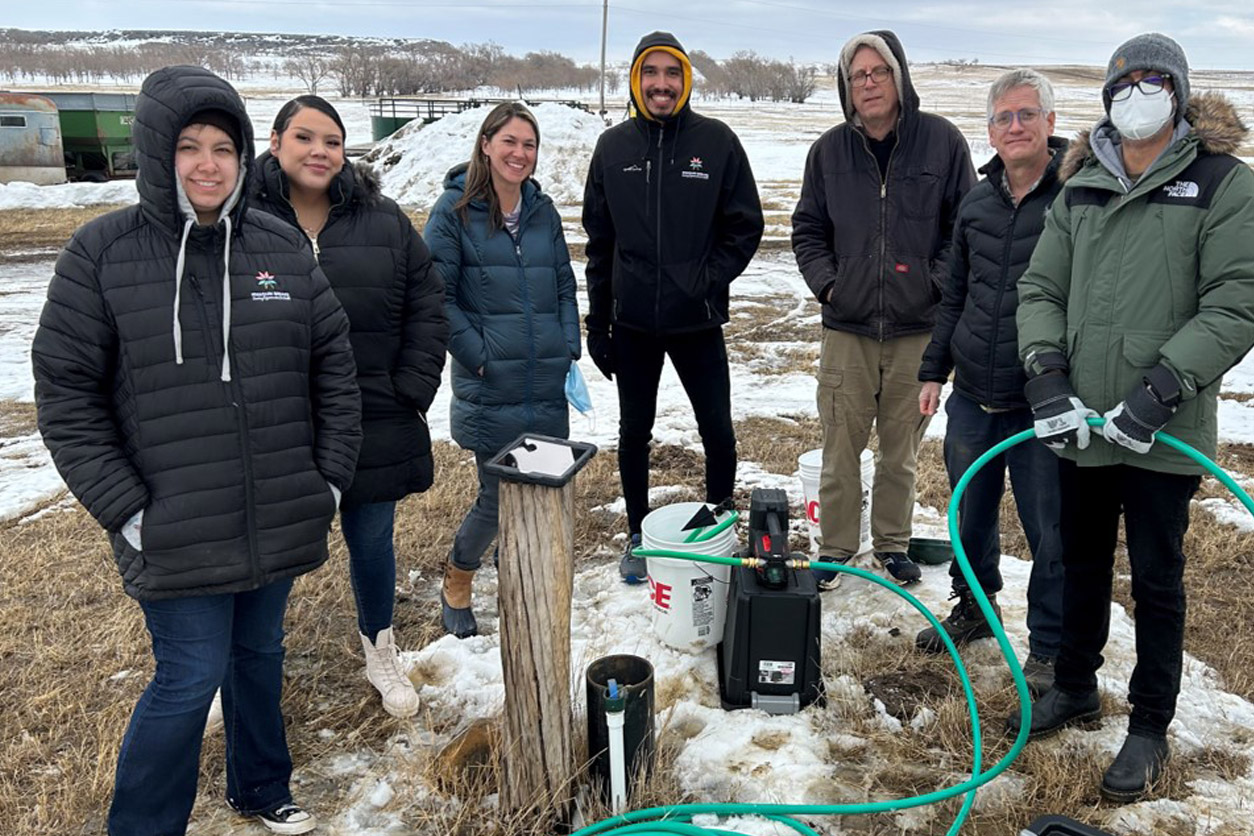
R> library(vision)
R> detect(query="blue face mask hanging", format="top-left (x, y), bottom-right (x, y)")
top-left (565, 362), bottom-right (593, 414)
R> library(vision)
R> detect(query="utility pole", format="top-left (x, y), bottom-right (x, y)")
top-left (599, 0), bottom-right (609, 118)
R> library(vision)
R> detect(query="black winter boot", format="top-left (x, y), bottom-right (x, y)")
top-left (1101, 733), bottom-right (1169, 802)
top-left (916, 587), bottom-right (1000, 653)
top-left (1006, 686), bottom-right (1101, 741)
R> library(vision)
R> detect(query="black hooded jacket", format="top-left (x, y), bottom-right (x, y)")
top-left (791, 30), bottom-right (976, 340)
top-left (31, 66), bottom-right (361, 600)
top-left (251, 153), bottom-right (448, 508)
top-left (919, 137), bottom-right (1068, 408)
top-left (582, 31), bottom-right (764, 336)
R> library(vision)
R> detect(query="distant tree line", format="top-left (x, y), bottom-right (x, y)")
top-left (0, 29), bottom-right (813, 102)
top-left (0, 31), bottom-right (618, 97)
top-left (321, 43), bottom-right (610, 97)
top-left (689, 50), bottom-right (818, 103)
top-left (0, 42), bottom-right (249, 84)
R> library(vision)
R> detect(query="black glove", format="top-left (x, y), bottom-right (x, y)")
top-left (1101, 364), bottom-right (1180, 454)
top-left (587, 330), bottom-right (616, 381)
top-left (1024, 361), bottom-right (1096, 451)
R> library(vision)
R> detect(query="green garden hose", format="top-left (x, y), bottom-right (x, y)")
top-left (573, 418), bottom-right (1254, 836)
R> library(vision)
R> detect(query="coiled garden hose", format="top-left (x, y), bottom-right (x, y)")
top-left (573, 417), bottom-right (1254, 836)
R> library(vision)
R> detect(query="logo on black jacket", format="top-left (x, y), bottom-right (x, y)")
top-left (682, 156), bottom-right (709, 181)
top-left (252, 271), bottom-right (290, 302)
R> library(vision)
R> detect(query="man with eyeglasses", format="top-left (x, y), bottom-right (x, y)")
top-left (792, 30), bottom-right (974, 588)
top-left (915, 68), bottom-right (1067, 696)
top-left (1013, 33), bottom-right (1254, 802)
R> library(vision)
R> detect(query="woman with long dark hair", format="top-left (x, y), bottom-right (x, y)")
top-left (425, 102), bottom-right (581, 637)
top-left (251, 95), bottom-right (448, 717)
top-left (32, 67), bottom-right (361, 835)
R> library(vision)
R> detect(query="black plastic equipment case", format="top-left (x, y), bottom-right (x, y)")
top-left (717, 563), bottom-right (823, 712)
top-left (1024, 815), bottom-right (1114, 836)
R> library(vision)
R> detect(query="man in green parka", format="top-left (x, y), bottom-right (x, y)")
top-left (1013, 33), bottom-right (1254, 802)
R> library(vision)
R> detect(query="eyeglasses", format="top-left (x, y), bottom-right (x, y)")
top-left (1106, 74), bottom-right (1171, 102)
top-left (989, 107), bottom-right (1046, 130)
top-left (850, 66), bottom-right (892, 88)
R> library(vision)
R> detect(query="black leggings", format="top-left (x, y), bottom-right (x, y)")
top-left (613, 325), bottom-right (737, 534)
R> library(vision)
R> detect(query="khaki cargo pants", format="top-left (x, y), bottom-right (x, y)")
top-left (816, 329), bottom-right (931, 558)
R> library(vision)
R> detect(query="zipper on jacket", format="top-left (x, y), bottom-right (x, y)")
top-left (509, 218), bottom-right (537, 427)
top-left (987, 200), bottom-right (1019, 406)
top-left (864, 131), bottom-right (899, 342)
top-left (654, 124), bottom-right (665, 332)
top-left (188, 275), bottom-right (218, 370)
top-left (192, 265), bottom-right (262, 585)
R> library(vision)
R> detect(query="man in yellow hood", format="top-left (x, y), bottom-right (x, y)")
top-left (582, 31), bottom-right (764, 582)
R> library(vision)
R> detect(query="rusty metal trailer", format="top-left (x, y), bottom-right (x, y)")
top-left (0, 93), bottom-right (66, 185)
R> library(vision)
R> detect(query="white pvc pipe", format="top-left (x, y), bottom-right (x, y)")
top-left (606, 706), bottom-right (627, 813)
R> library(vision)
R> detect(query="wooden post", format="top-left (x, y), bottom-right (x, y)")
top-left (495, 442), bottom-right (589, 820)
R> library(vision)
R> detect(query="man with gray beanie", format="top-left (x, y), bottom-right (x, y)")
top-left (1013, 32), bottom-right (1254, 801)
top-left (792, 30), bottom-right (974, 588)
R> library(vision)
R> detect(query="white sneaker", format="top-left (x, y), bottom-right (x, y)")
top-left (203, 688), bottom-right (224, 737)
top-left (360, 627), bottom-right (420, 718)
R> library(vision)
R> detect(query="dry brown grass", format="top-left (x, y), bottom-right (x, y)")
top-left (0, 400), bottom-right (38, 436)
top-left (0, 206), bottom-right (127, 255)
top-left (0, 207), bottom-right (430, 261)
top-left (4, 427), bottom-right (1254, 835)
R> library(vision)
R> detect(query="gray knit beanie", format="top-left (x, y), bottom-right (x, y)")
top-left (1102, 32), bottom-right (1189, 122)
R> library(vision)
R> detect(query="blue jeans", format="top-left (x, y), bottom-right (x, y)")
top-left (450, 452), bottom-right (500, 571)
top-left (341, 500), bottom-right (398, 641)
top-left (108, 579), bottom-right (295, 836)
top-left (943, 392), bottom-right (1063, 658)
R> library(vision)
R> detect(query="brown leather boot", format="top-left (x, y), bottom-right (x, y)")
top-left (441, 565), bottom-right (477, 638)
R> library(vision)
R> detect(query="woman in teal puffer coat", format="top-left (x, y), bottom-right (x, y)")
top-left (424, 102), bottom-right (581, 638)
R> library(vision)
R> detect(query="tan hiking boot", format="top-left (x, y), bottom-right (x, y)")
top-left (441, 564), bottom-right (478, 638)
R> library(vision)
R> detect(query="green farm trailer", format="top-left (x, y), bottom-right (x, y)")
top-left (38, 92), bottom-right (139, 181)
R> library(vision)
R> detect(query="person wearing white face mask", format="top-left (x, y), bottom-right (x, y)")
top-left (1013, 33), bottom-right (1254, 802)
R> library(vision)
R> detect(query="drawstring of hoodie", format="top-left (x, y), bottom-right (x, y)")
top-left (220, 214), bottom-right (233, 382)
top-left (172, 219), bottom-right (193, 366)
top-left (171, 215), bottom-right (234, 382)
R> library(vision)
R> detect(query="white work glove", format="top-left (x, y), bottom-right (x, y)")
top-left (1024, 371), bottom-right (1097, 451)
top-left (329, 482), bottom-right (342, 511)
top-left (121, 510), bottom-right (144, 551)
top-left (1101, 367), bottom-right (1179, 454)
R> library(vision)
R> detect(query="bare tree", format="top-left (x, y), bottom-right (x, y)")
top-left (284, 54), bottom-right (332, 95)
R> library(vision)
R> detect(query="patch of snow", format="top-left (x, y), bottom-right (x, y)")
top-left (373, 102), bottom-right (607, 211)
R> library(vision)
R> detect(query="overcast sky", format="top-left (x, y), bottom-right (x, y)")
top-left (9, 1), bottom-right (1254, 71)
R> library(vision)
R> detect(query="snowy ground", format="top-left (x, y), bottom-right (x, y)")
top-left (5, 66), bottom-right (1254, 834)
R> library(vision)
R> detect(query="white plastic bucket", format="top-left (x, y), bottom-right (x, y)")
top-left (641, 502), bottom-right (736, 652)
top-left (798, 448), bottom-right (873, 556)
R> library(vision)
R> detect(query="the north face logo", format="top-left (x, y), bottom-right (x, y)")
top-left (1162, 181), bottom-right (1199, 199)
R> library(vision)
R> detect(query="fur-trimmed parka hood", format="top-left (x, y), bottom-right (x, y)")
top-left (1059, 91), bottom-right (1248, 182)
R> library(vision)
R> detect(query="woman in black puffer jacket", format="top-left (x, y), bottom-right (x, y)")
top-left (251, 96), bottom-right (448, 719)
top-left (31, 66), bottom-right (360, 835)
